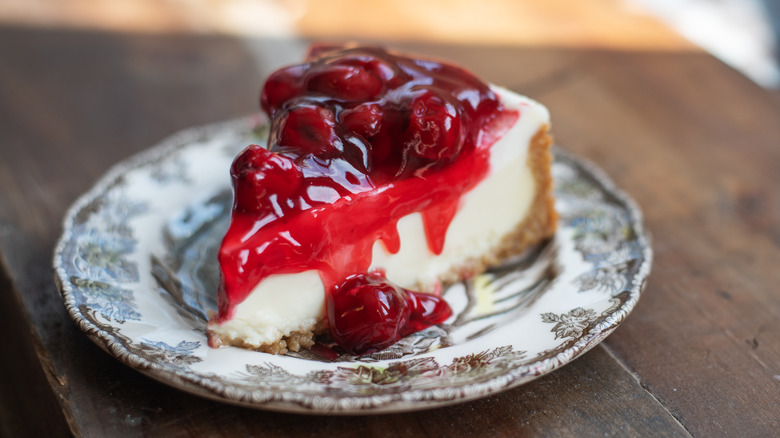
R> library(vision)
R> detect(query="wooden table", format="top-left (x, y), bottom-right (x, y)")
top-left (1, 25), bottom-right (778, 437)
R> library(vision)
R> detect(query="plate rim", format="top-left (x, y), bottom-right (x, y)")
top-left (53, 116), bottom-right (652, 414)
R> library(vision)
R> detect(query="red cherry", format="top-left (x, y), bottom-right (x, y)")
top-left (363, 58), bottom-right (397, 83)
top-left (261, 65), bottom-right (306, 116)
top-left (340, 103), bottom-right (383, 138)
top-left (416, 62), bottom-right (486, 102)
top-left (306, 64), bottom-right (382, 101)
top-left (402, 289), bottom-right (453, 336)
top-left (230, 145), bottom-right (302, 213)
top-left (327, 273), bottom-right (411, 354)
top-left (327, 272), bottom-right (452, 354)
top-left (275, 103), bottom-right (338, 155)
top-left (405, 91), bottom-right (463, 160)
top-left (338, 53), bottom-right (398, 83)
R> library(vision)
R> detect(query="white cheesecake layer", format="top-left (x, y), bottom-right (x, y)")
top-left (208, 86), bottom-right (550, 347)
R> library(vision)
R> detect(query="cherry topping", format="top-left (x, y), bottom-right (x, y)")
top-left (307, 63), bottom-right (383, 101)
top-left (327, 272), bottom-right (451, 354)
top-left (403, 288), bottom-right (453, 336)
top-left (260, 65), bottom-right (305, 117)
top-left (273, 103), bottom-right (339, 156)
top-left (259, 46), bottom-right (502, 177)
top-left (405, 91), bottom-right (463, 160)
top-left (340, 102), bottom-right (383, 139)
top-left (230, 145), bottom-right (302, 213)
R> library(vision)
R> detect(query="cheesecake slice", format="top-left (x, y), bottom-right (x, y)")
top-left (207, 45), bottom-right (556, 354)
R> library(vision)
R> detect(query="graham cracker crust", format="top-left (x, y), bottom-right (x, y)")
top-left (207, 318), bottom-right (329, 354)
top-left (209, 126), bottom-right (556, 354)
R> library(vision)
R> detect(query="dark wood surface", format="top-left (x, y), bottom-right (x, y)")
top-left (1, 25), bottom-right (778, 437)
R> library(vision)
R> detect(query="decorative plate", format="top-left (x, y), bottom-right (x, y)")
top-left (54, 117), bottom-right (651, 414)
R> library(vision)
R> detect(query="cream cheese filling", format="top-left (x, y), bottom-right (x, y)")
top-left (208, 87), bottom-right (550, 347)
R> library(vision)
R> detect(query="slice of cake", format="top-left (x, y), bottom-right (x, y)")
top-left (207, 45), bottom-right (557, 354)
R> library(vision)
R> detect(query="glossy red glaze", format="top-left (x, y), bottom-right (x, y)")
top-left (327, 272), bottom-right (410, 354)
top-left (217, 45), bottom-right (517, 350)
top-left (327, 272), bottom-right (452, 354)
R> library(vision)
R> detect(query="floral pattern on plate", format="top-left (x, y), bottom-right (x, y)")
top-left (54, 117), bottom-right (651, 413)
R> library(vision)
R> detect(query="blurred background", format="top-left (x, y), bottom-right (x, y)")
top-left (1, 0), bottom-right (778, 89)
top-left (1, 2), bottom-right (778, 436)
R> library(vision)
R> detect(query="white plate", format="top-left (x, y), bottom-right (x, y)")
top-left (54, 117), bottom-right (651, 414)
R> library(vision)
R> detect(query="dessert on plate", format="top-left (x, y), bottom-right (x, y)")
top-left (206, 44), bottom-right (557, 354)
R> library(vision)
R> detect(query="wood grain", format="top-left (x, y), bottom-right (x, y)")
top-left (0, 25), bottom-right (262, 436)
top-left (0, 267), bottom-right (70, 437)
top-left (0, 26), bottom-right (778, 436)
top-left (546, 49), bottom-right (780, 437)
